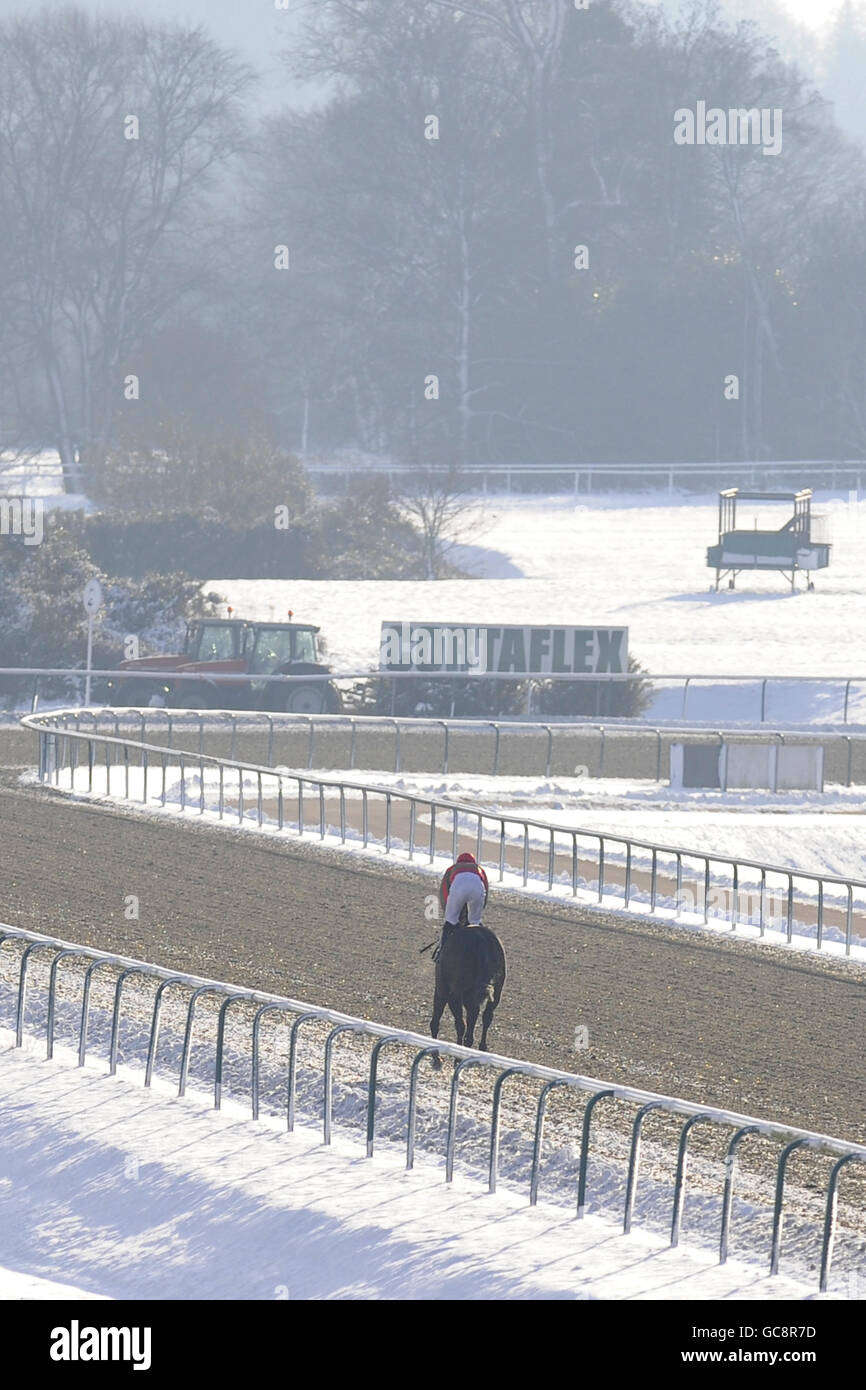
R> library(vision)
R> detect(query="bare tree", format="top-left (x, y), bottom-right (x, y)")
top-left (425, 0), bottom-right (570, 280)
top-left (276, 2), bottom-right (531, 460)
top-left (0, 6), bottom-right (254, 492)
top-left (274, 0), bottom-right (866, 467)
top-left (397, 468), bottom-right (484, 578)
top-left (666, 4), bottom-right (860, 458)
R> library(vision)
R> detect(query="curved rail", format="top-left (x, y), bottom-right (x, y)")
top-left (22, 710), bottom-right (866, 956)
top-left (0, 924), bottom-right (862, 1292)
top-left (19, 705), bottom-right (866, 783)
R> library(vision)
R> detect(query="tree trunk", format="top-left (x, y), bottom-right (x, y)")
top-left (456, 186), bottom-right (473, 462)
top-left (529, 63), bottom-right (559, 281)
top-left (44, 354), bottom-right (81, 494)
top-left (301, 387), bottom-right (311, 454)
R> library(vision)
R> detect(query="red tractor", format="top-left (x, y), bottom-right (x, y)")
top-left (106, 617), bottom-right (342, 713)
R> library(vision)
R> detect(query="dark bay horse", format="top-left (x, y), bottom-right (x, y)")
top-left (430, 924), bottom-right (506, 1052)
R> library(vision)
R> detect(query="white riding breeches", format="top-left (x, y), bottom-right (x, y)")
top-left (444, 873), bottom-right (486, 926)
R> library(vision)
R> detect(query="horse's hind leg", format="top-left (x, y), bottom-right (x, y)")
top-left (430, 981), bottom-right (446, 1069)
top-left (480, 977), bottom-right (503, 1051)
top-left (430, 981), bottom-right (446, 1040)
top-left (463, 1001), bottom-right (480, 1049)
top-left (479, 999), bottom-right (495, 1051)
top-left (448, 998), bottom-right (465, 1046)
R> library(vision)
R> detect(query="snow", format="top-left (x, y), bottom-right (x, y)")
top-left (0, 1037), bottom-right (827, 1300)
top-left (9, 476), bottom-right (866, 1299)
top-left (327, 772), bottom-right (866, 881)
top-left (0, 449), bottom-right (93, 512)
top-left (206, 492), bottom-right (866, 723)
top-left (0, 1265), bottom-right (106, 1301)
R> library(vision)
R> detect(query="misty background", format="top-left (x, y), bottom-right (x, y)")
top-left (4, 0), bottom-right (866, 505)
top-left (0, 1), bottom-right (863, 129)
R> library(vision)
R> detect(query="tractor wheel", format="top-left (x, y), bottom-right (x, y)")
top-left (112, 682), bottom-right (161, 709)
top-left (284, 685), bottom-right (329, 715)
top-left (170, 688), bottom-right (209, 710)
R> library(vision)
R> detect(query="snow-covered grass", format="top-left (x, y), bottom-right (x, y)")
top-left (0, 1263), bottom-right (107, 1301)
top-left (0, 1035), bottom-right (827, 1301)
top-left (2, 923), bottom-right (862, 1300)
top-left (326, 771), bottom-right (866, 882)
top-left (6, 473), bottom-right (866, 723)
top-left (207, 491), bottom-right (866, 724)
top-left (0, 448), bottom-right (93, 512)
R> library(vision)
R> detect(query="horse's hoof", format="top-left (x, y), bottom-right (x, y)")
top-left (431, 1052), bottom-right (442, 1071)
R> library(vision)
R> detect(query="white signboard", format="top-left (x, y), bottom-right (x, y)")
top-left (379, 622), bottom-right (628, 675)
top-left (82, 578), bottom-right (104, 615)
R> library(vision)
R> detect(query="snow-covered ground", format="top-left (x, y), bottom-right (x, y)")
top-left (10, 470), bottom-right (866, 1299)
top-left (207, 492), bottom-right (866, 723)
top-left (0, 1037), bottom-right (832, 1301)
top-left (6, 464), bottom-right (866, 722)
top-left (322, 771), bottom-right (866, 882)
top-left (0, 448), bottom-right (92, 513)
top-left (0, 1264), bottom-right (106, 1301)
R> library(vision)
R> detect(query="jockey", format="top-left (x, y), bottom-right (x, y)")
top-left (433, 851), bottom-right (489, 960)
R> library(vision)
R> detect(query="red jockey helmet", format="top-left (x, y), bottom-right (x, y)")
top-left (456, 852), bottom-right (476, 863)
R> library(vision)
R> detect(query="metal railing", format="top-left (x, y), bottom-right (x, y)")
top-left (6, 451), bottom-right (866, 498)
top-left (20, 706), bottom-right (866, 785)
top-left (4, 666), bottom-right (866, 725)
top-left (0, 924), bottom-right (862, 1292)
top-left (23, 710), bottom-right (866, 955)
top-left (303, 457), bottom-right (866, 497)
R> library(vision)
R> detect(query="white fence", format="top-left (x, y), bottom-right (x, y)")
top-left (303, 457), bottom-right (866, 496)
top-left (2, 923), bottom-right (865, 1292)
top-left (24, 708), bottom-right (866, 956)
top-left (6, 664), bottom-right (866, 725)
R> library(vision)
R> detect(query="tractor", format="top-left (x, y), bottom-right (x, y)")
top-left (106, 617), bottom-right (342, 713)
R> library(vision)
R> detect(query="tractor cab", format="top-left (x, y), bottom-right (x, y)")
top-left (241, 622), bottom-right (339, 712)
top-left (243, 622), bottom-right (323, 674)
top-left (185, 619), bottom-right (250, 663)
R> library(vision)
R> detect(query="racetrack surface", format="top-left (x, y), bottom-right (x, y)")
top-left (1, 773), bottom-right (864, 1144)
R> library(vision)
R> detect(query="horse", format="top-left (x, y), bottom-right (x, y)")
top-left (430, 922), bottom-right (506, 1053)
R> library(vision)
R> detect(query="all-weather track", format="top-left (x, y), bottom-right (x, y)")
top-left (1, 772), bottom-right (864, 1145)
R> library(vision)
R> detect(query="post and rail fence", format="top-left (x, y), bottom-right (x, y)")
top-left (5, 450), bottom-right (866, 497)
top-left (3, 665), bottom-right (866, 725)
top-left (14, 704), bottom-right (866, 786)
top-left (301, 456), bottom-right (866, 497)
top-left (22, 709), bottom-right (866, 957)
top-left (0, 924), bottom-right (863, 1292)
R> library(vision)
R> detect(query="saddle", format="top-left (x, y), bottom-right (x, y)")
top-left (423, 907), bottom-right (473, 962)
